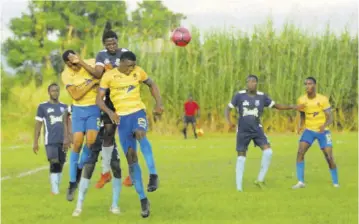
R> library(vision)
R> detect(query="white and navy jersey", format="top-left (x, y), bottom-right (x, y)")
top-left (228, 90), bottom-right (275, 132)
top-left (35, 102), bottom-right (67, 145)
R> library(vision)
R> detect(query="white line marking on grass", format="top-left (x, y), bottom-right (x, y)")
top-left (2, 165), bottom-right (48, 181)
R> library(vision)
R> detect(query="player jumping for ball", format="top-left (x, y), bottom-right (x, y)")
top-left (292, 77), bottom-right (339, 189)
top-left (33, 83), bottom-right (68, 195)
top-left (225, 74), bottom-right (304, 191)
top-left (68, 22), bottom-right (159, 191)
top-left (97, 51), bottom-right (163, 218)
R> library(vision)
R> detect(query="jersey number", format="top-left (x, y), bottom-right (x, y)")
top-left (325, 133), bottom-right (332, 144)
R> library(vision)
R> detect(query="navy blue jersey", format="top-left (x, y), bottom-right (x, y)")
top-left (95, 48), bottom-right (129, 101)
top-left (35, 102), bottom-right (67, 145)
top-left (229, 90), bottom-right (275, 132)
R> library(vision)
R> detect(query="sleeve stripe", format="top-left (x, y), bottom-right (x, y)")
top-left (268, 101), bottom-right (275, 108)
top-left (228, 103), bottom-right (235, 109)
top-left (35, 116), bottom-right (43, 122)
top-left (99, 87), bottom-right (108, 91)
top-left (95, 62), bottom-right (105, 67)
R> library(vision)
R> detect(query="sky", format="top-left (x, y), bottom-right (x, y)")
top-left (1, 0), bottom-right (358, 72)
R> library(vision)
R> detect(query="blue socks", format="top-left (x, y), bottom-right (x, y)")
top-left (129, 163), bottom-right (146, 200)
top-left (296, 161), bottom-right (305, 183)
top-left (112, 178), bottom-right (121, 208)
top-left (139, 137), bottom-right (157, 175)
top-left (78, 145), bottom-right (91, 169)
top-left (70, 151), bottom-right (80, 183)
top-left (330, 167), bottom-right (338, 185)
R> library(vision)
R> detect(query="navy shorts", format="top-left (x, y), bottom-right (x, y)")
top-left (300, 129), bottom-right (333, 149)
top-left (184, 115), bottom-right (196, 124)
top-left (45, 143), bottom-right (66, 163)
top-left (236, 128), bottom-right (270, 152)
top-left (72, 105), bottom-right (101, 133)
top-left (118, 109), bottom-right (148, 154)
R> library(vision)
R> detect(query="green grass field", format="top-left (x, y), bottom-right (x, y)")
top-left (1, 132), bottom-right (358, 224)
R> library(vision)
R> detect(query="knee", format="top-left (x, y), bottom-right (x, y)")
top-left (135, 130), bottom-right (146, 141)
top-left (126, 147), bottom-right (138, 165)
top-left (83, 163), bottom-right (96, 179)
top-left (263, 148), bottom-right (273, 156)
top-left (110, 160), bottom-right (121, 178)
top-left (237, 151), bottom-right (246, 157)
top-left (50, 159), bottom-right (62, 173)
top-left (73, 142), bottom-right (82, 152)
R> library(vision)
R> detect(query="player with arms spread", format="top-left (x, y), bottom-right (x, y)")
top-left (97, 51), bottom-right (163, 218)
top-left (225, 75), bottom-right (303, 191)
top-left (33, 83), bottom-right (68, 195)
top-left (61, 50), bottom-right (101, 201)
top-left (292, 77), bottom-right (339, 189)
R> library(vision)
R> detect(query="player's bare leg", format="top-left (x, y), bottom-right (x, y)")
top-left (254, 144), bottom-right (273, 188)
top-left (135, 130), bottom-right (158, 192)
top-left (236, 151), bottom-right (246, 191)
top-left (191, 122), bottom-right (197, 139)
top-left (67, 132), bottom-right (84, 201)
top-left (96, 124), bottom-right (115, 188)
top-left (292, 141), bottom-right (310, 189)
top-left (322, 147), bottom-right (339, 187)
top-left (182, 122), bottom-right (188, 139)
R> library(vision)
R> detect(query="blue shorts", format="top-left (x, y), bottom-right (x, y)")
top-left (117, 110), bottom-right (148, 154)
top-left (72, 105), bottom-right (101, 133)
top-left (300, 129), bottom-right (333, 149)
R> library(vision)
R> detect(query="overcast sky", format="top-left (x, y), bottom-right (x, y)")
top-left (1, 0), bottom-right (357, 44)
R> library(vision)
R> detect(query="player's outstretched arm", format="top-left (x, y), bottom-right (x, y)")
top-left (143, 78), bottom-right (164, 114)
top-left (68, 53), bottom-right (104, 79)
top-left (66, 79), bottom-right (99, 101)
top-left (273, 104), bottom-right (305, 111)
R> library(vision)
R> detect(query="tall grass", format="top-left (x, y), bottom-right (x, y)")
top-left (2, 21), bottom-right (357, 144)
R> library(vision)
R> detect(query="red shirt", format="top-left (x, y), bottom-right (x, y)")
top-left (184, 101), bottom-right (199, 116)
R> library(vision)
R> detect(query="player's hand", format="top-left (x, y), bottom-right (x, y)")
top-left (295, 104), bottom-right (306, 111)
top-left (33, 143), bottom-right (39, 155)
top-left (153, 104), bottom-right (164, 115)
top-left (319, 125), bottom-right (326, 133)
top-left (63, 137), bottom-right (71, 151)
top-left (68, 53), bottom-right (80, 64)
top-left (296, 127), bottom-right (303, 135)
top-left (108, 111), bottom-right (120, 125)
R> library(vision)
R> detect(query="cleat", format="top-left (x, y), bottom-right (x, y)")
top-left (66, 182), bottom-right (77, 201)
top-left (292, 181), bottom-right (305, 189)
top-left (333, 184), bottom-right (340, 188)
top-left (123, 176), bottom-right (133, 187)
top-left (72, 208), bottom-right (82, 217)
top-left (254, 180), bottom-right (265, 189)
top-left (147, 174), bottom-right (159, 192)
top-left (140, 198), bottom-right (150, 218)
top-left (95, 172), bottom-right (112, 189)
top-left (110, 206), bottom-right (121, 215)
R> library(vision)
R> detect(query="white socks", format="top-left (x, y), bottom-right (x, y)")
top-left (236, 156), bottom-right (246, 191)
top-left (101, 145), bottom-right (114, 174)
top-left (50, 173), bottom-right (59, 194)
top-left (76, 178), bottom-right (90, 209)
top-left (257, 149), bottom-right (273, 182)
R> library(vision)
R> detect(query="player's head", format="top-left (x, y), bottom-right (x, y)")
top-left (119, 51), bottom-right (136, 75)
top-left (188, 94), bottom-right (193, 102)
top-left (246, 74), bottom-right (258, 92)
top-left (48, 83), bottom-right (60, 100)
top-left (102, 21), bottom-right (118, 54)
top-left (305, 77), bottom-right (316, 94)
top-left (62, 50), bottom-right (81, 71)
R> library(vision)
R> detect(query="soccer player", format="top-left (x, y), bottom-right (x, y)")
top-left (64, 107), bottom-right (122, 216)
top-left (292, 77), bottom-right (339, 189)
top-left (68, 24), bottom-right (159, 191)
top-left (225, 74), bottom-right (303, 191)
top-left (33, 83), bottom-right (68, 195)
top-left (182, 95), bottom-right (200, 139)
top-left (61, 50), bottom-right (101, 201)
top-left (97, 51), bottom-right (163, 218)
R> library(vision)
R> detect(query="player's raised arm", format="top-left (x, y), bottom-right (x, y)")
top-left (67, 53), bottom-right (104, 79)
top-left (33, 105), bottom-right (44, 154)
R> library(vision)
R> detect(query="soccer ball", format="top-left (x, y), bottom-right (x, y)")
top-left (196, 128), bottom-right (204, 137)
top-left (171, 27), bottom-right (191, 47)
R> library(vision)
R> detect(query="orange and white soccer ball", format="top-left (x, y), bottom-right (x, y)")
top-left (196, 128), bottom-right (204, 137)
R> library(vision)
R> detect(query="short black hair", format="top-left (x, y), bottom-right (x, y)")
top-left (120, 51), bottom-right (136, 61)
top-left (48, 83), bottom-right (59, 92)
top-left (306, 77), bottom-right (317, 84)
top-left (62, 50), bottom-right (75, 62)
top-left (247, 74), bottom-right (258, 82)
